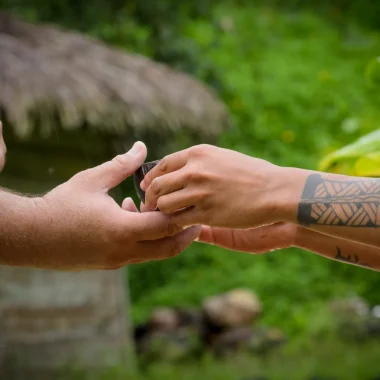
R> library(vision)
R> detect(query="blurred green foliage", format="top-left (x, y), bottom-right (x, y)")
top-left (64, 338), bottom-right (380, 379)
top-left (318, 56), bottom-right (380, 176)
top-left (2, 0), bottom-right (380, 355)
top-left (126, 3), bottom-right (380, 338)
top-left (319, 129), bottom-right (380, 176)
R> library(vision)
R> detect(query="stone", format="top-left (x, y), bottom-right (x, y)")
top-left (202, 289), bottom-right (262, 328)
top-left (149, 307), bottom-right (179, 333)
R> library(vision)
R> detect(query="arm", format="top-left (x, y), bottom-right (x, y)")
top-left (288, 169), bottom-right (380, 248)
top-left (0, 189), bottom-right (41, 267)
top-left (0, 141), bottom-right (199, 270)
top-left (295, 226), bottom-right (380, 270)
top-left (141, 144), bottom-right (380, 249)
top-left (199, 223), bottom-right (380, 271)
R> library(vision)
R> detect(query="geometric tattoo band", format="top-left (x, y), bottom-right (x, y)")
top-left (298, 174), bottom-right (380, 227)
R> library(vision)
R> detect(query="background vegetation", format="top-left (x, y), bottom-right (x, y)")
top-left (2, 0), bottom-right (380, 378)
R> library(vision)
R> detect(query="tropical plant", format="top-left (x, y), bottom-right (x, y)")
top-left (319, 57), bottom-right (380, 177)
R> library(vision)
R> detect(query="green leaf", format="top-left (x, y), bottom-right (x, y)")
top-left (318, 129), bottom-right (380, 176)
top-left (354, 153), bottom-right (380, 177)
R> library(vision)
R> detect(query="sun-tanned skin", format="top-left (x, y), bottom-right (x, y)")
top-left (141, 144), bottom-right (380, 271)
top-left (0, 121), bottom-right (200, 271)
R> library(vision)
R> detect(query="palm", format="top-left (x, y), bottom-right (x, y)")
top-left (198, 223), bottom-right (296, 254)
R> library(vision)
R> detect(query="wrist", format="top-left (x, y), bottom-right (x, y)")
top-left (269, 166), bottom-right (310, 224)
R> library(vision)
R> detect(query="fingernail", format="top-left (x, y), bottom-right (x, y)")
top-left (140, 179), bottom-right (146, 191)
top-left (128, 142), bottom-right (143, 157)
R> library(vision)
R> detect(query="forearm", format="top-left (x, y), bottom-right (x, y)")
top-left (0, 189), bottom-right (40, 266)
top-left (294, 226), bottom-right (380, 271)
top-left (277, 168), bottom-right (380, 248)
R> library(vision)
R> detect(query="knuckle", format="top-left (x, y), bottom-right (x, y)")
top-left (150, 178), bottom-right (161, 195)
top-left (186, 167), bottom-right (204, 183)
top-left (144, 170), bottom-right (153, 185)
top-left (190, 144), bottom-right (211, 157)
top-left (158, 156), bottom-right (168, 172)
top-left (112, 154), bottom-right (127, 169)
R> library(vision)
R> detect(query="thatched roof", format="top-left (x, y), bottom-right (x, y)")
top-left (0, 12), bottom-right (229, 140)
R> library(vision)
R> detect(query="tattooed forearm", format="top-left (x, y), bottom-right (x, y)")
top-left (334, 246), bottom-right (373, 268)
top-left (297, 174), bottom-right (380, 227)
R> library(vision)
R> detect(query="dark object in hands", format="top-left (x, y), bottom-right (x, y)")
top-left (133, 160), bottom-right (160, 205)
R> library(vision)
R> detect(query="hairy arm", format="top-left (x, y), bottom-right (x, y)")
top-left (281, 169), bottom-right (380, 249)
top-left (0, 189), bottom-right (39, 267)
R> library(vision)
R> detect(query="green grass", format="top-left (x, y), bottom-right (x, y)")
top-left (67, 337), bottom-right (380, 379)
top-left (138, 339), bottom-right (380, 380)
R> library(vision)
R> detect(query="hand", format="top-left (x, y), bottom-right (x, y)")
top-left (23, 141), bottom-right (200, 271)
top-left (197, 223), bottom-right (297, 254)
top-left (0, 121), bottom-right (7, 172)
top-left (141, 144), bottom-right (285, 229)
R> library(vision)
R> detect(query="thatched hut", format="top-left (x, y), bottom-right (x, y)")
top-left (0, 11), bottom-right (229, 378)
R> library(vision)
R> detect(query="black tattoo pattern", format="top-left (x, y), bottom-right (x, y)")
top-left (298, 174), bottom-right (380, 227)
top-left (335, 246), bottom-right (373, 268)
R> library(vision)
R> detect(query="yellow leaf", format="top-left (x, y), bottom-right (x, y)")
top-left (353, 153), bottom-right (380, 177)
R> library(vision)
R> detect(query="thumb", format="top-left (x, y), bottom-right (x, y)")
top-left (122, 197), bottom-right (139, 212)
top-left (81, 141), bottom-right (147, 190)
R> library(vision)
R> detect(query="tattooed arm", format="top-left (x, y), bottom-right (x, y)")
top-left (140, 143), bottom-right (380, 267)
top-left (293, 171), bottom-right (380, 248)
top-left (142, 145), bottom-right (380, 248)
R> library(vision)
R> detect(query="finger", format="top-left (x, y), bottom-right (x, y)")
top-left (138, 225), bottom-right (201, 261)
top-left (145, 169), bottom-right (188, 210)
top-left (156, 190), bottom-right (195, 214)
top-left (140, 202), bottom-right (151, 213)
top-left (122, 211), bottom-right (184, 241)
top-left (78, 141), bottom-right (147, 191)
top-left (140, 149), bottom-right (190, 191)
top-left (122, 197), bottom-right (139, 212)
top-left (170, 206), bottom-right (204, 228)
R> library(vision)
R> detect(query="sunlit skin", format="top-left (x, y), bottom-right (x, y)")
top-left (0, 130), bottom-right (199, 271)
top-left (141, 144), bottom-right (380, 270)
